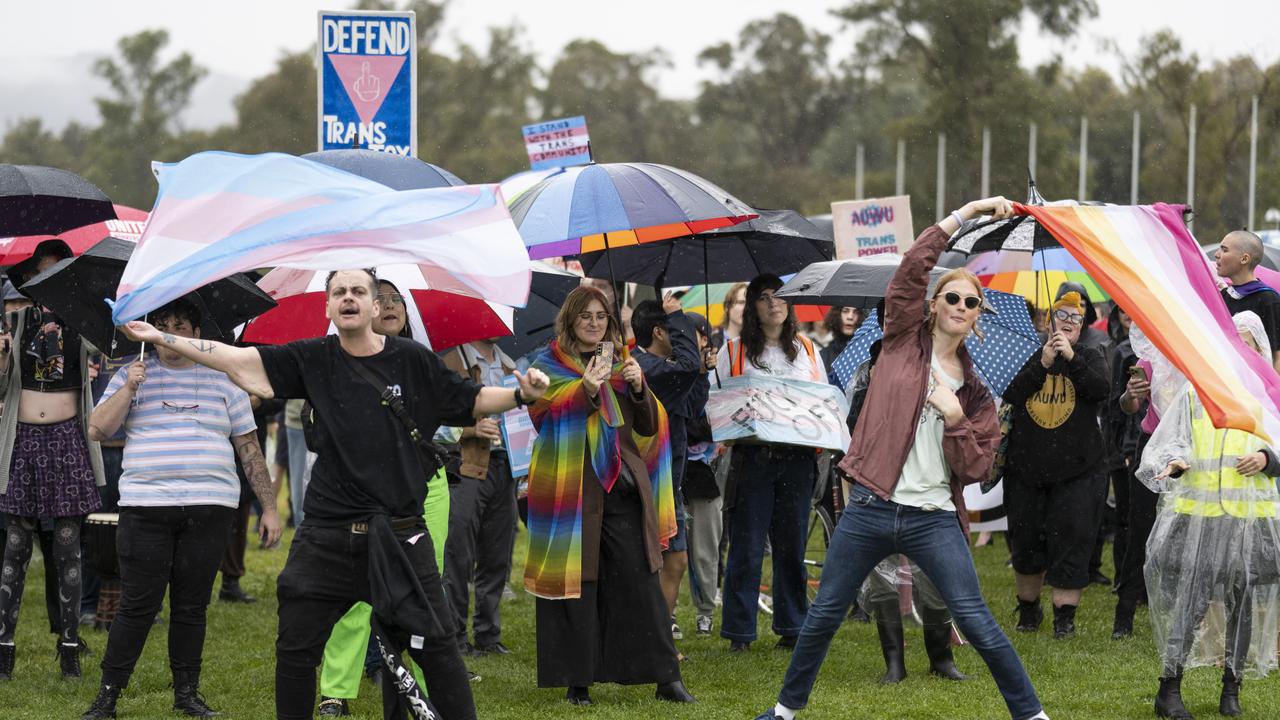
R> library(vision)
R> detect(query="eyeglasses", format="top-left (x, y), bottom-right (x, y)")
top-left (1053, 309), bottom-right (1084, 325)
top-left (942, 292), bottom-right (981, 310)
top-left (162, 401), bottom-right (200, 414)
top-left (377, 293), bottom-right (405, 306)
top-left (755, 293), bottom-right (786, 306)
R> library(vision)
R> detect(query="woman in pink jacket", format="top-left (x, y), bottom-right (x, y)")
top-left (755, 196), bottom-right (1048, 720)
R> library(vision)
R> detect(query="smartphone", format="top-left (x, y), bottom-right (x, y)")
top-left (595, 341), bottom-right (615, 368)
top-left (1127, 365), bottom-right (1148, 382)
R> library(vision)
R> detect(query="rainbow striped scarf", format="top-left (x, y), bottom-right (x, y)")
top-left (524, 340), bottom-right (675, 599)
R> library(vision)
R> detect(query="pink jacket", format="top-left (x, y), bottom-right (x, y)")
top-left (836, 225), bottom-right (1000, 536)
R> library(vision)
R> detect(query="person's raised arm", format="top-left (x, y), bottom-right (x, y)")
top-left (472, 368), bottom-right (549, 417)
top-left (119, 320), bottom-right (274, 398)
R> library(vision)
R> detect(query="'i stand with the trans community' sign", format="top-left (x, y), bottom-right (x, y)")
top-left (523, 116), bottom-right (591, 170)
top-left (317, 9), bottom-right (416, 155)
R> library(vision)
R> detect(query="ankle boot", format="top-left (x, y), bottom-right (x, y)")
top-left (0, 643), bottom-right (13, 680)
top-left (875, 619), bottom-right (907, 684)
top-left (566, 686), bottom-right (592, 705)
top-left (1052, 604), bottom-right (1077, 639)
top-left (173, 671), bottom-right (220, 717)
top-left (1015, 597), bottom-right (1043, 632)
top-left (81, 683), bottom-right (122, 720)
top-left (921, 610), bottom-right (967, 681)
top-left (655, 679), bottom-right (696, 702)
top-left (58, 642), bottom-right (81, 679)
top-left (1111, 599), bottom-right (1135, 639)
top-left (1154, 673), bottom-right (1193, 719)
top-left (1220, 669), bottom-right (1242, 717)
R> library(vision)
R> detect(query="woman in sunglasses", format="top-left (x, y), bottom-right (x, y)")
top-left (1001, 291), bottom-right (1109, 641)
top-left (755, 196), bottom-right (1051, 720)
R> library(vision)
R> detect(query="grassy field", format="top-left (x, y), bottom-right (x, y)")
top-left (5, 524), bottom-right (1279, 719)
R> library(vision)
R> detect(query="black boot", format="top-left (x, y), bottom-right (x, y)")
top-left (1220, 669), bottom-right (1242, 717)
top-left (655, 679), bottom-right (696, 702)
top-left (1015, 597), bottom-right (1043, 632)
top-left (1052, 604), bottom-right (1077, 639)
top-left (58, 641), bottom-right (82, 679)
top-left (81, 683), bottom-right (122, 719)
top-left (875, 619), bottom-right (907, 684)
top-left (1111, 600), bottom-right (1135, 639)
top-left (921, 611), bottom-right (967, 681)
top-left (173, 671), bottom-right (221, 717)
top-left (566, 686), bottom-right (592, 705)
top-left (0, 643), bottom-right (12, 680)
top-left (1154, 673), bottom-right (1193, 719)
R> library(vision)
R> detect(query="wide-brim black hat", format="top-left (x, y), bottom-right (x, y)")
top-left (7, 238), bottom-right (74, 297)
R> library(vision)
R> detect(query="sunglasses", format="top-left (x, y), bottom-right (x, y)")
top-left (1053, 309), bottom-right (1084, 325)
top-left (942, 292), bottom-right (981, 310)
top-left (377, 292), bottom-right (405, 306)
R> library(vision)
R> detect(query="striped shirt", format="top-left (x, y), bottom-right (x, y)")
top-left (99, 357), bottom-right (256, 508)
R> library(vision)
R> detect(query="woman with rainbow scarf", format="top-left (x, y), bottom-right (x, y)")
top-left (525, 285), bottom-right (693, 707)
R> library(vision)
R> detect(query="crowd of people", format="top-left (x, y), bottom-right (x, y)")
top-left (0, 193), bottom-right (1278, 720)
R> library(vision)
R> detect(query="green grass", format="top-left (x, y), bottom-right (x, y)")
top-left (5, 525), bottom-right (1278, 719)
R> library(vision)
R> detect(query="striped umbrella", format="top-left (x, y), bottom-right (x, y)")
top-left (967, 248), bottom-right (1110, 305)
top-left (509, 163), bottom-right (756, 261)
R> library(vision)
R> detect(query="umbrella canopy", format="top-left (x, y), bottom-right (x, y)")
top-left (1202, 243), bottom-right (1280, 272)
top-left (0, 204), bottom-right (148, 267)
top-left (494, 262), bottom-right (583, 360)
top-left (577, 209), bottom-right (832, 288)
top-left (0, 165), bottom-right (117, 237)
top-left (20, 236), bottom-right (275, 356)
top-left (301, 149), bottom-right (464, 190)
top-left (967, 248), bottom-right (1110, 304)
top-left (242, 265), bottom-right (514, 351)
top-left (499, 167), bottom-right (565, 205)
top-left (509, 163), bottom-right (757, 260)
top-left (776, 254), bottom-right (947, 308)
top-left (948, 213), bottom-right (1061, 255)
top-left (830, 288), bottom-right (1040, 398)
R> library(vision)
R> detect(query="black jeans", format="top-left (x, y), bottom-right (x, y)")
top-left (444, 452), bottom-right (517, 648)
top-left (275, 523), bottom-right (475, 720)
top-left (100, 505), bottom-right (233, 687)
top-left (1116, 435), bottom-right (1158, 611)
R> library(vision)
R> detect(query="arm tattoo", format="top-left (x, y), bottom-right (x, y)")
top-left (185, 339), bottom-right (217, 354)
top-left (233, 434), bottom-right (275, 508)
top-left (162, 333), bottom-right (176, 346)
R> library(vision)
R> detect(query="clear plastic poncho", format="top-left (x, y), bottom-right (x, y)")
top-left (1137, 312), bottom-right (1280, 678)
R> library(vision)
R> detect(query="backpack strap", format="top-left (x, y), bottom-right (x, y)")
top-left (339, 350), bottom-right (449, 479)
top-left (797, 335), bottom-right (820, 381)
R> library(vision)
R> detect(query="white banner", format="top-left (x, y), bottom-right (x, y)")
top-left (707, 375), bottom-right (850, 452)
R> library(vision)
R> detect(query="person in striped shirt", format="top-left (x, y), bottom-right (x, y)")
top-left (80, 298), bottom-right (282, 719)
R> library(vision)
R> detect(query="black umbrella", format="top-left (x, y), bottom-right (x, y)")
top-left (0, 164), bottom-right (117, 236)
top-left (947, 179), bottom-right (1059, 256)
top-left (20, 236), bottom-right (276, 356)
top-left (302, 150), bottom-right (465, 189)
top-left (577, 209), bottom-right (833, 288)
top-left (495, 262), bottom-right (582, 360)
top-left (776, 255), bottom-right (949, 308)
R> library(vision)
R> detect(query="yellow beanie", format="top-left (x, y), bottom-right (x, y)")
top-left (1053, 291), bottom-right (1084, 315)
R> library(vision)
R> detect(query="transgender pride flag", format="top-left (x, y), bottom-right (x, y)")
top-left (1021, 202), bottom-right (1280, 443)
top-left (111, 151), bottom-right (530, 324)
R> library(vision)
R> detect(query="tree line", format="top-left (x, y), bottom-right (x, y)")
top-left (3, 0), bottom-right (1278, 241)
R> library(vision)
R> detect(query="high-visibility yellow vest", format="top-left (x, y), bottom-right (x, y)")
top-left (1176, 389), bottom-right (1278, 519)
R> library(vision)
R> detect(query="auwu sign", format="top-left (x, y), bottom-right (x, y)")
top-left (317, 10), bottom-right (417, 156)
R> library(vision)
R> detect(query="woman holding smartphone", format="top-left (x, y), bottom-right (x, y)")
top-left (525, 286), bottom-right (693, 707)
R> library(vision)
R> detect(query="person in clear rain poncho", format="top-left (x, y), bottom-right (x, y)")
top-left (1137, 311), bottom-right (1280, 719)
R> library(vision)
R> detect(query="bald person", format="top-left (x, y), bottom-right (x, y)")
top-left (1216, 230), bottom-right (1280, 371)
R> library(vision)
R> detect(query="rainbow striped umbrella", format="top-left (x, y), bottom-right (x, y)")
top-left (967, 248), bottom-right (1110, 305)
top-left (509, 163), bottom-right (756, 260)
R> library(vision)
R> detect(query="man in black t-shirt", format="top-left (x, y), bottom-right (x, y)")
top-left (1215, 229), bottom-right (1280, 371)
top-left (119, 269), bottom-right (548, 720)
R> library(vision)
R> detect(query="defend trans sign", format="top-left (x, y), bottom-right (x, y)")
top-left (522, 116), bottom-right (591, 170)
top-left (317, 10), bottom-right (417, 155)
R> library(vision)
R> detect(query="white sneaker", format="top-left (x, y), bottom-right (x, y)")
top-left (696, 615), bottom-right (713, 636)
top-left (758, 593), bottom-right (774, 615)
top-left (671, 617), bottom-right (683, 640)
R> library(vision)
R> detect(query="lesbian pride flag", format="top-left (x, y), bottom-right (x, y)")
top-left (1020, 202), bottom-right (1280, 442)
top-left (111, 151), bottom-right (530, 324)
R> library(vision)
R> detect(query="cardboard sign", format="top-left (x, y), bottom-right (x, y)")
top-left (706, 375), bottom-right (850, 452)
top-left (831, 195), bottom-right (914, 259)
top-left (499, 375), bottom-right (537, 477)
top-left (523, 116), bottom-right (591, 170)
top-left (317, 10), bottom-right (417, 155)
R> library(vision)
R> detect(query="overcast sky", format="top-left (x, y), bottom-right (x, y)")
top-left (3, 0), bottom-right (1277, 131)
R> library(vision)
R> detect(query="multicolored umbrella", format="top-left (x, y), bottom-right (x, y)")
top-left (241, 264), bottom-right (514, 351)
top-left (967, 248), bottom-right (1110, 305)
top-left (509, 163), bottom-right (757, 260)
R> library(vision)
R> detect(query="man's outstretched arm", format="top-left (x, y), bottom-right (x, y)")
top-left (118, 320), bottom-right (274, 398)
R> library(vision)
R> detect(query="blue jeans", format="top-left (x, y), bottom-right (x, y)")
top-left (285, 427), bottom-right (309, 525)
top-left (777, 485), bottom-right (1042, 720)
top-left (720, 447), bottom-right (814, 642)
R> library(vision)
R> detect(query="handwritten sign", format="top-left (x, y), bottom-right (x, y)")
top-left (522, 116), bottom-right (591, 170)
top-left (831, 195), bottom-right (914, 259)
top-left (499, 375), bottom-right (537, 477)
top-left (706, 375), bottom-right (851, 452)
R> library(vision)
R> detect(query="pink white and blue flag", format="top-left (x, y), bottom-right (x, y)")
top-left (111, 151), bottom-right (530, 324)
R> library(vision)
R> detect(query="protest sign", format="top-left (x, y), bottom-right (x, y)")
top-left (831, 195), bottom-right (914, 259)
top-left (522, 116), bottom-right (591, 170)
top-left (317, 10), bottom-right (416, 155)
top-left (706, 375), bottom-right (851, 452)
top-left (499, 375), bottom-right (538, 477)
